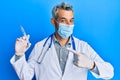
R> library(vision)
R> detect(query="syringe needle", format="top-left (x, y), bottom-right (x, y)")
top-left (20, 25), bottom-right (27, 36)
top-left (20, 25), bottom-right (30, 44)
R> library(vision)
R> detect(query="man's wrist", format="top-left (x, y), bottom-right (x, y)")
top-left (90, 61), bottom-right (95, 70)
top-left (15, 52), bottom-right (24, 56)
top-left (15, 53), bottom-right (24, 61)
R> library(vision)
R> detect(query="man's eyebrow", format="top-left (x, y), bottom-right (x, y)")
top-left (60, 17), bottom-right (66, 20)
top-left (71, 18), bottom-right (74, 19)
top-left (60, 17), bottom-right (74, 20)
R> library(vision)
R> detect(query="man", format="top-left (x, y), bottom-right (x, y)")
top-left (10, 2), bottom-right (114, 80)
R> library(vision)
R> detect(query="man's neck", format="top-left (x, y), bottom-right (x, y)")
top-left (54, 32), bottom-right (69, 46)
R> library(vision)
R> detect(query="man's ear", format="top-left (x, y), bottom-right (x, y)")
top-left (51, 18), bottom-right (55, 26)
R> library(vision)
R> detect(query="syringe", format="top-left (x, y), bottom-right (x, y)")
top-left (20, 25), bottom-right (30, 44)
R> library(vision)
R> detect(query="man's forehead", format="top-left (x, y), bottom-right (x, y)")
top-left (57, 9), bottom-right (74, 19)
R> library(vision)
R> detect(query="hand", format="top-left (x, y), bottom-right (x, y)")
top-left (15, 35), bottom-right (31, 56)
top-left (66, 48), bottom-right (95, 69)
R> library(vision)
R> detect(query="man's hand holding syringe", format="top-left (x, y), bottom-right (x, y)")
top-left (15, 25), bottom-right (31, 56)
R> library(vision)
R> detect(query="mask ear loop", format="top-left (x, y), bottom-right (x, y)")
top-left (54, 19), bottom-right (60, 31)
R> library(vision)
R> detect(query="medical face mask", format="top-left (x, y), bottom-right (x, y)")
top-left (57, 23), bottom-right (74, 39)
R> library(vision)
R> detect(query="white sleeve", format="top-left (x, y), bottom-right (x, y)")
top-left (10, 45), bottom-right (37, 80)
top-left (82, 42), bottom-right (114, 79)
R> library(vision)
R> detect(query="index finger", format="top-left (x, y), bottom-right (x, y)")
top-left (23, 35), bottom-right (30, 44)
top-left (66, 47), bottom-right (80, 56)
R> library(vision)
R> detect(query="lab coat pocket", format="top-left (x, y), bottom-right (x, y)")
top-left (72, 64), bottom-right (88, 79)
top-left (35, 62), bottom-right (48, 80)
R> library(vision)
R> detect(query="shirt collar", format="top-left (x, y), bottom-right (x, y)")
top-left (52, 34), bottom-right (72, 47)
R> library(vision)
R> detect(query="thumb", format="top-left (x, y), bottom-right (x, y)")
top-left (26, 43), bottom-right (31, 50)
top-left (27, 34), bottom-right (30, 40)
top-left (26, 34), bottom-right (30, 44)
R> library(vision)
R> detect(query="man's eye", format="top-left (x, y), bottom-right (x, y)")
top-left (70, 19), bottom-right (74, 23)
top-left (60, 19), bottom-right (65, 23)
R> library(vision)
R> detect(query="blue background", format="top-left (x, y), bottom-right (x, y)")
top-left (0, 0), bottom-right (120, 80)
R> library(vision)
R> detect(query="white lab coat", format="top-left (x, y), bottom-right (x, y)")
top-left (10, 36), bottom-right (114, 80)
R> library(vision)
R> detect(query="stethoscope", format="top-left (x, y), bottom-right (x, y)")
top-left (37, 34), bottom-right (76, 64)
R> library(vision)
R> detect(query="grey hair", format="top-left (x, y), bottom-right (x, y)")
top-left (52, 2), bottom-right (73, 19)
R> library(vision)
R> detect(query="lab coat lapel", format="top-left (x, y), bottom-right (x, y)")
top-left (51, 42), bottom-right (62, 74)
top-left (63, 47), bottom-right (74, 76)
